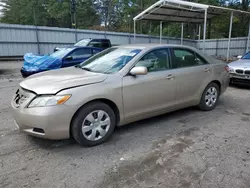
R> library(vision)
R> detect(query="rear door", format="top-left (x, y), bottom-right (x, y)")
top-left (62, 48), bottom-right (92, 67)
top-left (169, 48), bottom-right (213, 105)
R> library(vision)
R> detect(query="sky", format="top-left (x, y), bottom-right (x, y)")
top-left (0, 1), bottom-right (4, 16)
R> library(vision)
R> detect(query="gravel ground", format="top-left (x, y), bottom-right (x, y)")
top-left (1, 61), bottom-right (250, 188)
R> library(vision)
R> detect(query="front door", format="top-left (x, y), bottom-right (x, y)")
top-left (122, 48), bottom-right (177, 120)
top-left (170, 48), bottom-right (213, 105)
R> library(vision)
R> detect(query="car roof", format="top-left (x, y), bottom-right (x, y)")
top-left (118, 43), bottom-right (196, 50)
top-left (71, 46), bottom-right (102, 50)
top-left (78, 38), bottom-right (110, 41)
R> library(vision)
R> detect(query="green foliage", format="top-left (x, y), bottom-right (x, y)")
top-left (0, 0), bottom-right (250, 38)
top-left (0, 0), bottom-right (99, 28)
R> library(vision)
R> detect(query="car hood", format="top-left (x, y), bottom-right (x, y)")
top-left (20, 67), bottom-right (108, 94)
top-left (228, 59), bottom-right (250, 69)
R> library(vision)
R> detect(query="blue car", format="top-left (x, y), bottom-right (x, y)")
top-left (21, 46), bottom-right (102, 77)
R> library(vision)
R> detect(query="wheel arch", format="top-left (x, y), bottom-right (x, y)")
top-left (69, 98), bottom-right (120, 138)
top-left (210, 80), bottom-right (221, 93)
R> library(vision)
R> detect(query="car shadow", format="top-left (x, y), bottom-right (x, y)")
top-left (230, 83), bottom-right (250, 90)
top-left (114, 106), bottom-right (197, 134)
top-left (26, 106), bottom-right (202, 150)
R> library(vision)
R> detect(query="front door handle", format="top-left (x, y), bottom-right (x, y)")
top-left (166, 74), bottom-right (175, 80)
top-left (204, 68), bottom-right (211, 72)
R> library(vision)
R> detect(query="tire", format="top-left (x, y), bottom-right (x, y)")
top-left (71, 102), bottom-right (116, 146)
top-left (198, 82), bottom-right (220, 111)
top-left (229, 78), bottom-right (233, 85)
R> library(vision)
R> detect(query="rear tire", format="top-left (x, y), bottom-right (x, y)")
top-left (71, 102), bottom-right (116, 146)
top-left (198, 83), bottom-right (220, 111)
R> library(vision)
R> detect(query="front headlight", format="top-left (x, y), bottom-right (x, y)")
top-left (28, 95), bottom-right (71, 108)
top-left (228, 66), bottom-right (234, 73)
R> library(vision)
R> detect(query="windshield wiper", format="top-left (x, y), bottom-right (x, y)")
top-left (75, 64), bottom-right (81, 68)
top-left (82, 67), bottom-right (92, 72)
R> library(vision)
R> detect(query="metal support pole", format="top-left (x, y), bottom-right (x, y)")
top-left (246, 22), bottom-right (250, 53)
top-left (134, 20), bottom-right (136, 43)
top-left (198, 24), bottom-right (201, 50)
top-left (181, 23), bottom-right (184, 45)
top-left (203, 9), bottom-right (207, 52)
top-left (160, 21), bottom-right (163, 44)
top-left (33, 8), bottom-right (40, 54)
top-left (227, 12), bottom-right (233, 62)
top-left (74, 12), bottom-right (77, 42)
top-left (149, 21), bottom-right (152, 43)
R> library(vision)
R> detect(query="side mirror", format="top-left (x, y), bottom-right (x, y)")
top-left (65, 56), bottom-right (73, 60)
top-left (130, 66), bottom-right (148, 76)
top-left (237, 55), bottom-right (242, 59)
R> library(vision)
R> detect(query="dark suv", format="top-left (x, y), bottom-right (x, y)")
top-left (54, 39), bottom-right (111, 52)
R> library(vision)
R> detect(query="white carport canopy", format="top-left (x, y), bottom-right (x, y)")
top-left (133, 0), bottom-right (250, 61)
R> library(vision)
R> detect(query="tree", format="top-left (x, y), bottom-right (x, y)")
top-left (0, 0), bottom-right (100, 29)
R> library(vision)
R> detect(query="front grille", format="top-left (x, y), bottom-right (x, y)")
top-left (236, 69), bottom-right (244, 74)
top-left (245, 70), bottom-right (250, 75)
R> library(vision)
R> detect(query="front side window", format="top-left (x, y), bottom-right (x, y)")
top-left (171, 48), bottom-right (207, 68)
top-left (93, 48), bottom-right (102, 54)
top-left (70, 48), bottom-right (92, 58)
top-left (136, 49), bottom-right (170, 72)
top-left (195, 53), bottom-right (208, 65)
top-left (50, 48), bottom-right (72, 58)
top-left (81, 47), bottom-right (142, 74)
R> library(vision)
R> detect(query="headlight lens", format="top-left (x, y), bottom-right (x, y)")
top-left (228, 66), bottom-right (234, 73)
top-left (28, 95), bottom-right (71, 108)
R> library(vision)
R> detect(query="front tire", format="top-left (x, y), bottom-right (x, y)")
top-left (71, 102), bottom-right (116, 146)
top-left (198, 83), bottom-right (220, 111)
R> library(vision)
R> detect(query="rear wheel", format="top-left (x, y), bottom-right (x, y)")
top-left (71, 102), bottom-right (116, 146)
top-left (198, 83), bottom-right (220, 111)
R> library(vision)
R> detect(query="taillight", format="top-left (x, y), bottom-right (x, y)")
top-left (225, 65), bottom-right (230, 72)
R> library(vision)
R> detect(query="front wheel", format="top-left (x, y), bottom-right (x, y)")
top-left (71, 102), bottom-right (116, 146)
top-left (198, 83), bottom-right (220, 111)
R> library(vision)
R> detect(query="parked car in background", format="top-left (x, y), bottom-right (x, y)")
top-left (21, 46), bottom-right (102, 77)
top-left (228, 51), bottom-right (250, 84)
top-left (54, 38), bottom-right (111, 52)
top-left (12, 44), bottom-right (229, 146)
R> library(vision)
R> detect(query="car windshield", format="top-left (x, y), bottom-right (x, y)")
top-left (242, 52), bottom-right (250, 59)
top-left (50, 48), bottom-right (72, 58)
top-left (80, 47), bottom-right (142, 74)
top-left (74, 39), bottom-right (91, 46)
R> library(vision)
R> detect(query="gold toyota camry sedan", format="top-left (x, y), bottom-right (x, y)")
top-left (11, 44), bottom-right (230, 146)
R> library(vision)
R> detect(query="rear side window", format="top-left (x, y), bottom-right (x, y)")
top-left (88, 40), bottom-right (110, 48)
top-left (171, 48), bottom-right (207, 68)
top-left (102, 42), bottom-right (111, 48)
top-left (88, 41), bottom-right (102, 48)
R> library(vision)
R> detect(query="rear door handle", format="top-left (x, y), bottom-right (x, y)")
top-left (204, 68), bottom-right (211, 72)
top-left (166, 74), bottom-right (175, 80)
